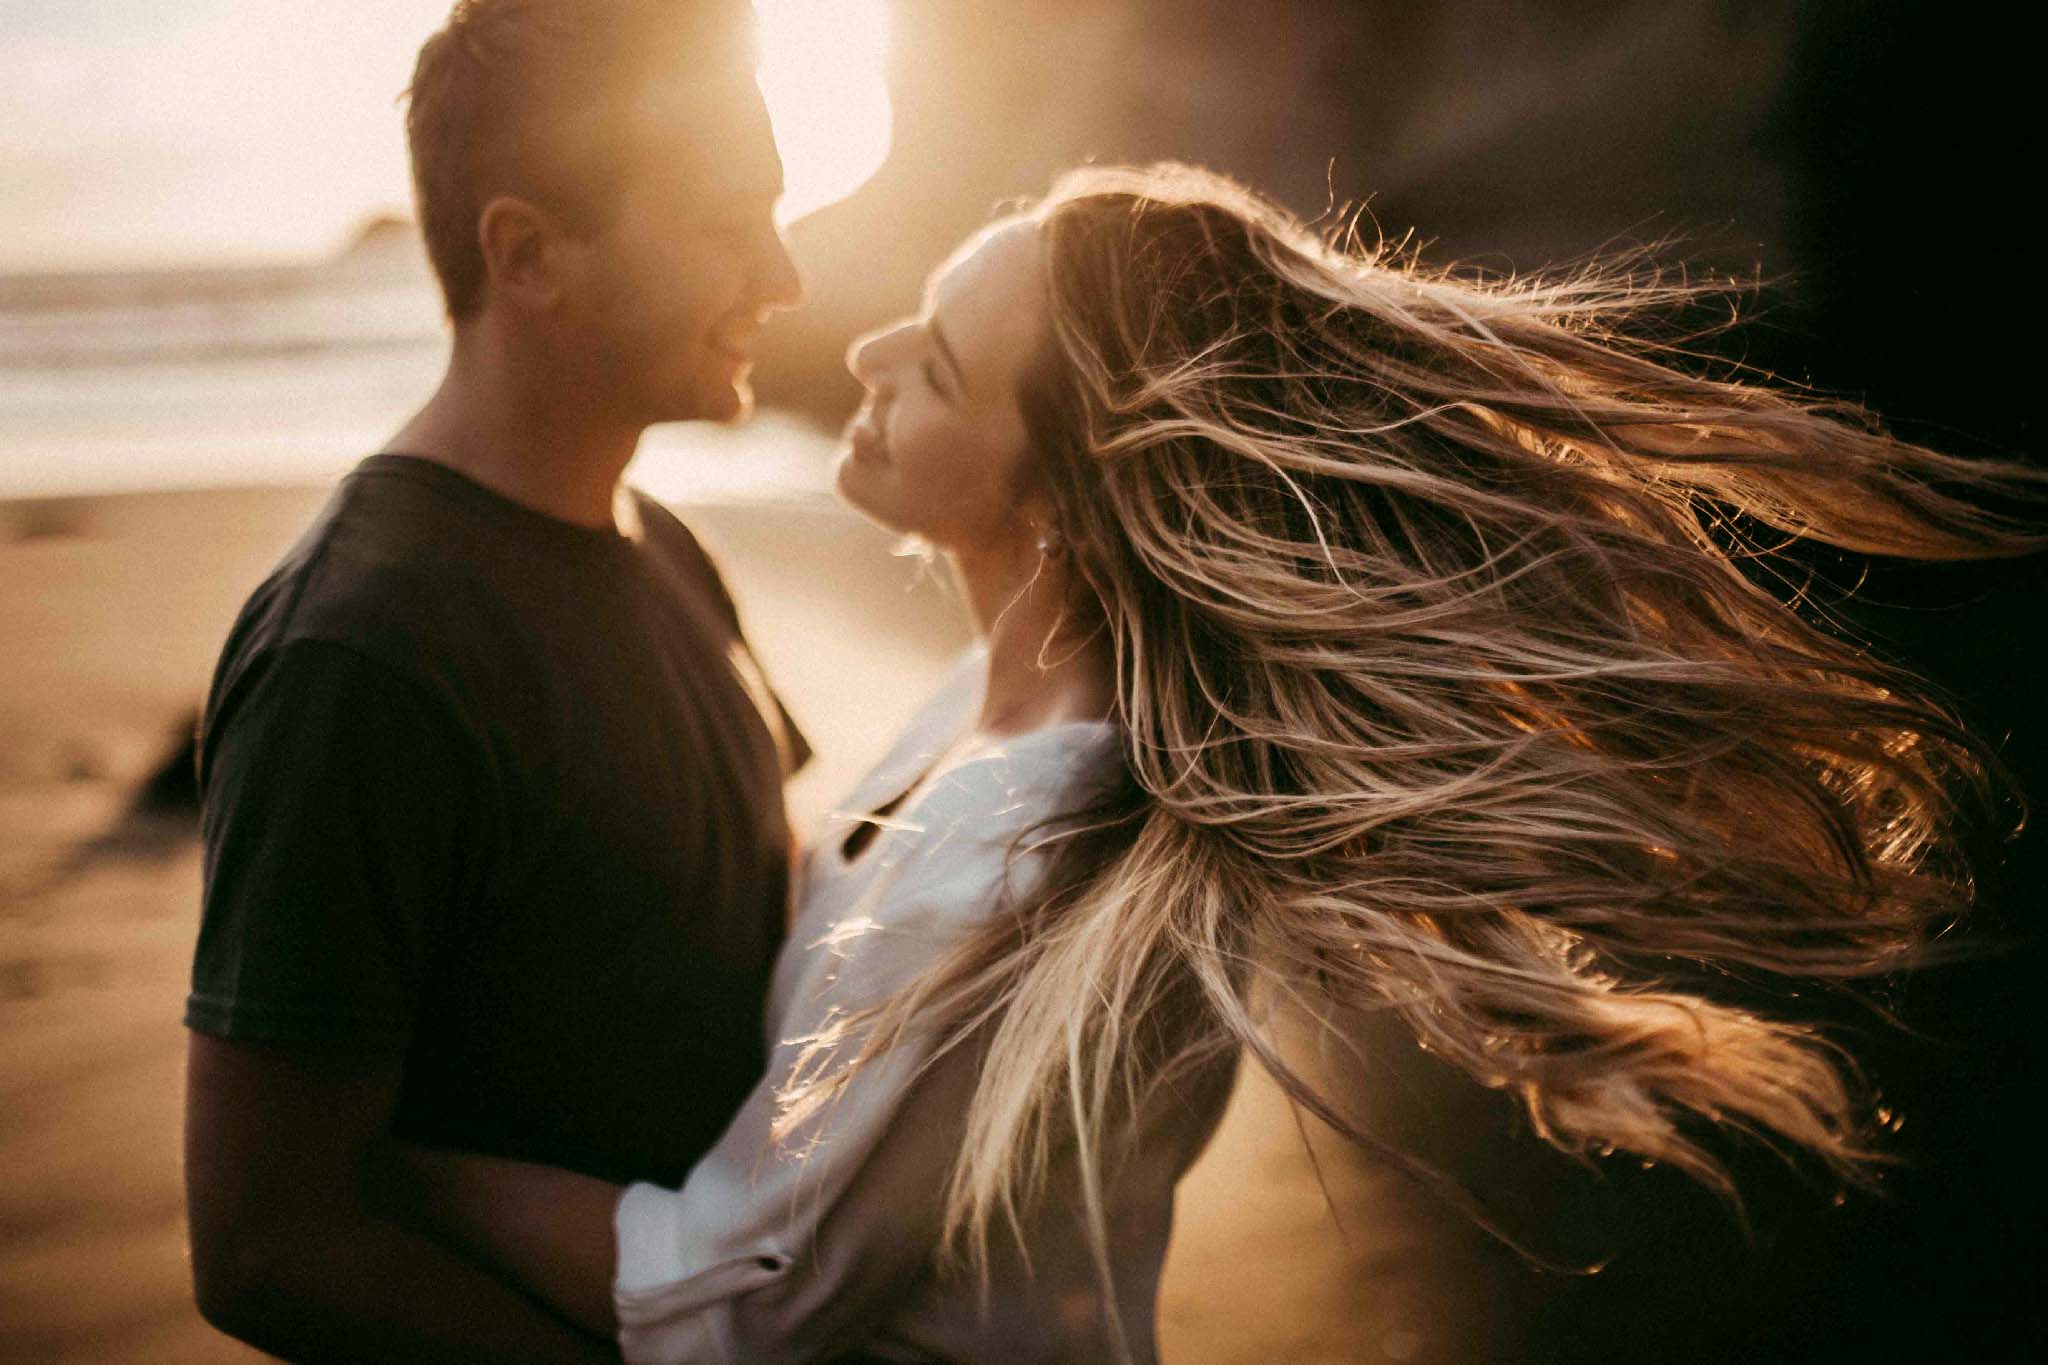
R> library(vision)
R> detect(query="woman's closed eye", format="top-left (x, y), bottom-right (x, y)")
top-left (918, 312), bottom-right (968, 401)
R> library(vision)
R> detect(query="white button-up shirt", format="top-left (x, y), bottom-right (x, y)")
top-left (613, 651), bottom-right (1233, 1363)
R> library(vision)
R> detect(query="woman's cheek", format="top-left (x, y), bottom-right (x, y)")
top-left (895, 415), bottom-right (955, 483)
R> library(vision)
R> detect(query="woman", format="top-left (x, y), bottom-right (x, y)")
top-left (398, 163), bottom-right (2044, 1362)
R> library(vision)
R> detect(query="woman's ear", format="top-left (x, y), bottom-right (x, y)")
top-left (476, 195), bottom-right (564, 313)
top-left (1016, 489), bottom-right (1067, 559)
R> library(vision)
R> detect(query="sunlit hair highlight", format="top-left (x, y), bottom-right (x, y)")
top-left (403, 0), bottom-right (754, 319)
top-left (785, 162), bottom-right (2045, 1331)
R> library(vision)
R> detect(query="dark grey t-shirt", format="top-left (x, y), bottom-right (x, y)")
top-left (187, 453), bottom-right (808, 1186)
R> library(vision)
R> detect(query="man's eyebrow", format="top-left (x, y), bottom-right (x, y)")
top-left (928, 313), bottom-right (970, 397)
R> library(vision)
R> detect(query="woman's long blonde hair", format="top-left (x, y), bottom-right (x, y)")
top-left (791, 163), bottom-right (2045, 1314)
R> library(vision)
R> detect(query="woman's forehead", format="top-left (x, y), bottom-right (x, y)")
top-left (924, 220), bottom-right (1045, 386)
top-left (927, 218), bottom-right (1037, 302)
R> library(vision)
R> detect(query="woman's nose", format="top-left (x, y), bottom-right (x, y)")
top-left (846, 321), bottom-right (914, 386)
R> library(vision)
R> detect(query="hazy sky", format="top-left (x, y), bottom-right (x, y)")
top-left (1, 0), bottom-right (454, 273)
top-left (0, 0), bottom-right (892, 276)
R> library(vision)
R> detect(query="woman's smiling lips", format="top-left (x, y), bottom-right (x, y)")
top-left (844, 410), bottom-right (889, 463)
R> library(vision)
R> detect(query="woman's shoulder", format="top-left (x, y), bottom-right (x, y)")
top-left (919, 720), bottom-right (1117, 830)
top-left (864, 721), bottom-right (1119, 912)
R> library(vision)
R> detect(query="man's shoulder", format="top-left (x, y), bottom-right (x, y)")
top-left (214, 466), bottom-right (518, 696)
top-left (630, 493), bottom-right (724, 586)
top-left (628, 492), bottom-right (741, 630)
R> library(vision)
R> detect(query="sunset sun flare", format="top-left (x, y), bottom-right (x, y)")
top-left (753, 0), bottom-right (895, 226)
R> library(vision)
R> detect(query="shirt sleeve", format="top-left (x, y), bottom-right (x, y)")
top-left (185, 637), bottom-right (490, 1051)
top-left (610, 759), bottom-right (1060, 1364)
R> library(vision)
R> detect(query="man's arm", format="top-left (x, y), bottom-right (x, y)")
top-left (386, 1144), bottom-right (624, 1338)
top-left (185, 1031), bottom-right (618, 1364)
top-left (186, 637), bottom-right (617, 1361)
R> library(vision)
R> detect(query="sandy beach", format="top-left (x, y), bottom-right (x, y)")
top-left (0, 482), bottom-right (1431, 1363)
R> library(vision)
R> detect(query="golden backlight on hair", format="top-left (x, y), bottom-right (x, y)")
top-left (753, 0), bottom-right (893, 225)
top-left (779, 164), bottom-right (2048, 1297)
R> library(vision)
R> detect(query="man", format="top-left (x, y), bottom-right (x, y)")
top-left (182, 2), bottom-right (805, 1359)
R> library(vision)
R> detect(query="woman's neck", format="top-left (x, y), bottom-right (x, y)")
top-left (948, 540), bottom-right (1115, 738)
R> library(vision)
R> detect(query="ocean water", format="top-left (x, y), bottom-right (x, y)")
top-left (0, 240), bottom-right (838, 504)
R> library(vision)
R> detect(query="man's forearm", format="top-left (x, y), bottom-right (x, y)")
top-left (396, 1145), bottom-right (623, 1338)
top-left (197, 1208), bottom-right (617, 1365)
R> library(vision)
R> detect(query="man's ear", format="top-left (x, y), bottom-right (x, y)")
top-left (476, 195), bottom-right (564, 312)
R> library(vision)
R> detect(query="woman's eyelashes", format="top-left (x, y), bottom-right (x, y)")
top-left (903, 314), bottom-right (955, 400)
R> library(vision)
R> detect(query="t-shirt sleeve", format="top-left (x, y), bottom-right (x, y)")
top-left (185, 637), bottom-right (489, 1051)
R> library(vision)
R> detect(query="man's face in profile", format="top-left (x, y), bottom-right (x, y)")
top-left (560, 77), bottom-right (802, 425)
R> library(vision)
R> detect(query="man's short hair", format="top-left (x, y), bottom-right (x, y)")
top-left (404, 0), bottom-right (755, 320)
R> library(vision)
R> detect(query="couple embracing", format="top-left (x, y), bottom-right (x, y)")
top-left (182, 2), bottom-right (2044, 1362)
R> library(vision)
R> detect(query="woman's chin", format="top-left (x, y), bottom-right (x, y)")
top-left (834, 458), bottom-right (936, 544)
top-left (831, 448), bottom-right (891, 523)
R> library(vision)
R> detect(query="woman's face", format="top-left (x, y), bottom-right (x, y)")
top-left (836, 217), bottom-right (1047, 550)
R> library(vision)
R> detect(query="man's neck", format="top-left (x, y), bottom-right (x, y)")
top-left (384, 327), bottom-right (644, 532)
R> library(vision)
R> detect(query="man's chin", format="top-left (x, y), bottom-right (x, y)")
top-left (698, 379), bottom-right (754, 426)
top-left (657, 379), bottom-right (752, 427)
